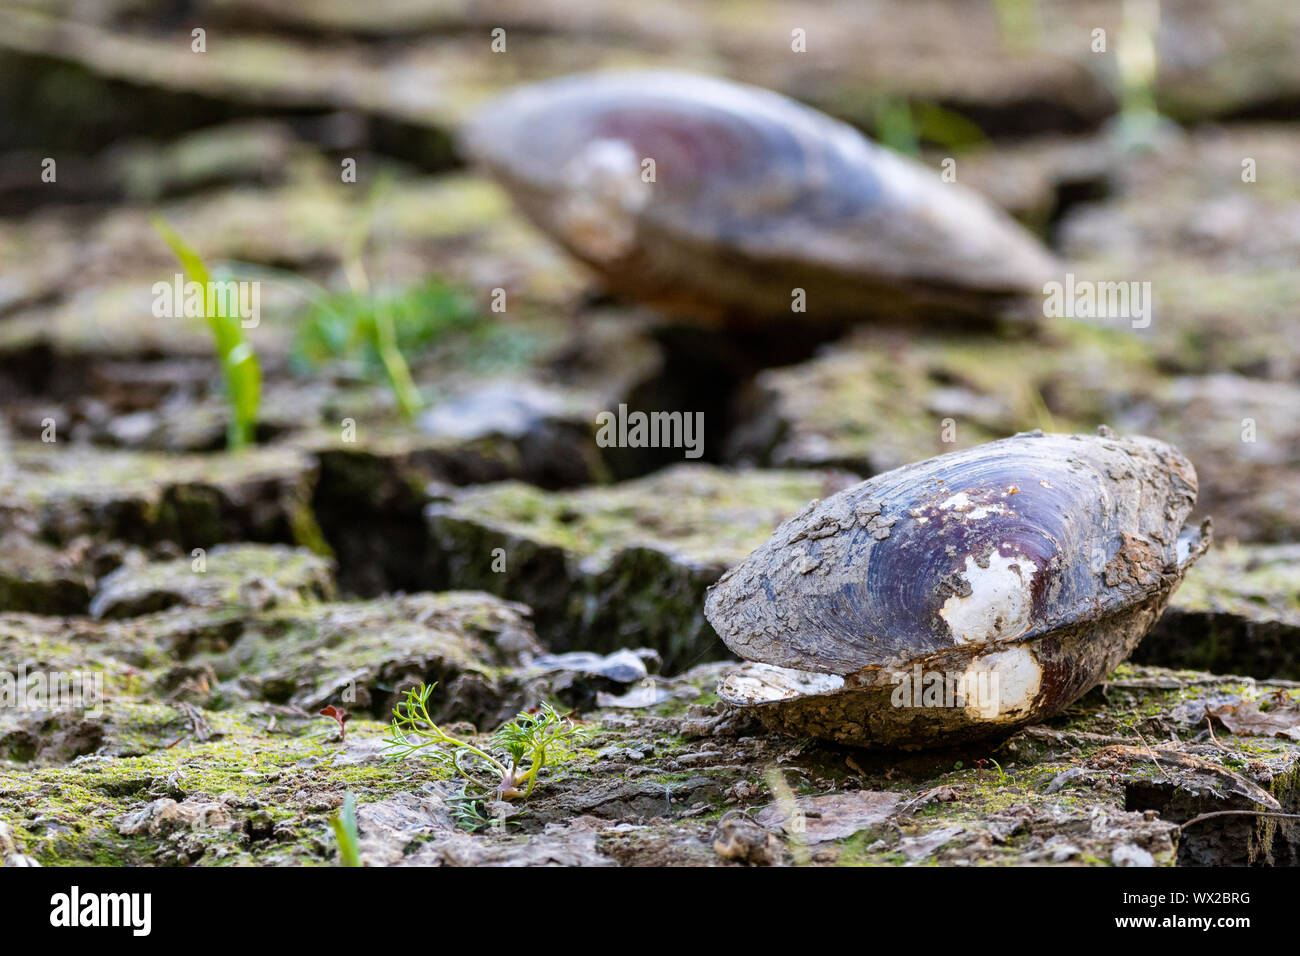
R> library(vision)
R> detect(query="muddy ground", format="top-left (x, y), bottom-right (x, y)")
top-left (0, 0), bottom-right (1298, 866)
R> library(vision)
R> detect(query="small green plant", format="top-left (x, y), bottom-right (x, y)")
top-left (384, 683), bottom-right (585, 800)
top-left (871, 96), bottom-right (987, 157)
top-left (291, 277), bottom-right (479, 414)
top-left (153, 218), bottom-right (261, 449)
top-left (447, 791), bottom-right (495, 832)
top-left (445, 788), bottom-right (525, 833)
top-left (318, 173), bottom-right (439, 419)
top-left (229, 175), bottom-right (495, 418)
top-left (330, 791), bottom-right (362, 867)
top-left (285, 171), bottom-right (483, 419)
top-left (988, 758), bottom-right (1008, 784)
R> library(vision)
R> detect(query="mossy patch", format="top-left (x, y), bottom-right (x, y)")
top-left (89, 543), bottom-right (335, 619)
top-left (427, 465), bottom-right (850, 670)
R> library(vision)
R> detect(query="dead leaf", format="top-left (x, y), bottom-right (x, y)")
top-left (1206, 695), bottom-right (1300, 741)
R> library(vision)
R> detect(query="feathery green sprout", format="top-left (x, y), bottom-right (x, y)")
top-left (384, 683), bottom-right (585, 801)
top-left (447, 792), bottom-right (496, 832)
top-left (153, 218), bottom-right (261, 449)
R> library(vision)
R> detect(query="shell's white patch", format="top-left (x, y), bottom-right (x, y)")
top-left (556, 139), bottom-right (649, 261)
top-left (936, 490), bottom-right (1005, 521)
top-left (939, 551), bottom-right (1039, 644)
top-left (962, 646), bottom-right (1043, 720)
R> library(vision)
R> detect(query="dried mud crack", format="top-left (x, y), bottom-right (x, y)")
top-left (0, 539), bottom-right (1297, 866)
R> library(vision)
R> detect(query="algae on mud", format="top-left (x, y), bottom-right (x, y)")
top-left (426, 464), bottom-right (858, 672)
top-left (4, 640), bottom-right (1298, 866)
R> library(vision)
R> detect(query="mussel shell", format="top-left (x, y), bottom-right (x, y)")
top-left (462, 71), bottom-right (1056, 320)
top-left (704, 431), bottom-right (1210, 747)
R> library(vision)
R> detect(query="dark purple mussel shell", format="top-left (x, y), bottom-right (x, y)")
top-left (704, 430), bottom-right (1210, 748)
top-left (461, 71), bottom-right (1056, 322)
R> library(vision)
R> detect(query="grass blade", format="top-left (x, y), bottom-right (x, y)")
top-left (153, 217), bottom-right (261, 449)
top-left (330, 792), bottom-right (362, 867)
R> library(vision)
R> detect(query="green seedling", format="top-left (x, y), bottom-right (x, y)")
top-left (338, 175), bottom-right (422, 418)
top-left (291, 277), bottom-right (479, 413)
top-left (445, 788), bottom-right (523, 833)
top-left (447, 792), bottom-right (495, 832)
top-left (330, 792), bottom-right (362, 867)
top-left (285, 171), bottom-right (482, 418)
top-left (153, 218), bottom-right (261, 449)
top-left (384, 683), bottom-right (585, 800)
top-left (871, 96), bottom-right (987, 157)
top-left (988, 758), bottom-right (1008, 784)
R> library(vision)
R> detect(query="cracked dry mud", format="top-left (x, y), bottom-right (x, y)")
top-left (1, 507), bottom-right (1298, 867)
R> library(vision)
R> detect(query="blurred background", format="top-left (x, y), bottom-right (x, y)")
top-left (0, 0), bottom-right (1296, 597)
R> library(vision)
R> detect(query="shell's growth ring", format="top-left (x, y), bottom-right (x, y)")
top-left (462, 70), bottom-right (1057, 322)
top-left (704, 430), bottom-right (1211, 748)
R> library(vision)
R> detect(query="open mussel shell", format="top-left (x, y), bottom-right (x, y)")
top-left (461, 70), bottom-right (1057, 323)
top-left (704, 430), bottom-right (1211, 748)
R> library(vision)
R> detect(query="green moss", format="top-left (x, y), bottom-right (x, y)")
top-left (443, 466), bottom-right (826, 564)
top-left (1171, 544), bottom-right (1300, 619)
top-left (90, 543), bottom-right (335, 619)
top-left (429, 465), bottom-right (833, 670)
top-left (749, 320), bottom-right (1159, 473)
top-left (4, 443), bottom-right (315, 549)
